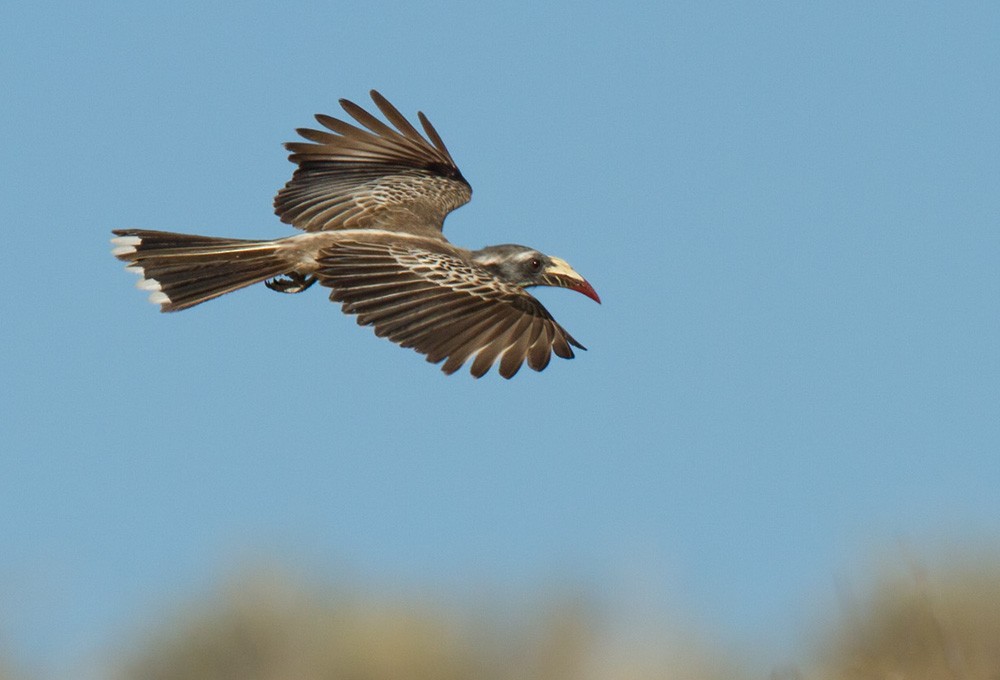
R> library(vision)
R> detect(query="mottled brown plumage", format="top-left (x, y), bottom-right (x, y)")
top-left (112, 91), bottom-right (598, 378)
top-left (274, 91), bottom-right (471, 235)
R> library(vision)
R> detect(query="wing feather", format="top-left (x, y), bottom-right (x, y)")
top-left (421, 306), bottom-right (502, 363)
top-left (391, 300), bottom-right (487, 349)
top-left (471, 314), bottom-right (531, 378)
top-left (527, 321), bottom-right (553, 372)
top-left (498, 316), bottom-right (535, 379)
top-left (372, 290), bottom-right (473, 328)
top-left (338, 98), bottom-right (405, 140)
top-left (418, 112), bottom-right (453, 158)
top-left (370, 91), bottom-right (428, 143)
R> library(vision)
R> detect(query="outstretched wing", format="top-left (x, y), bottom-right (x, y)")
top-left (315, 239), bottom-right (585, 379)
top-left (274, 91), bottom-right (472, 236)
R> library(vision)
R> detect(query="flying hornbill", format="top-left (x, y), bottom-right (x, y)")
top-left (112, 91), bottom-right (599, 378)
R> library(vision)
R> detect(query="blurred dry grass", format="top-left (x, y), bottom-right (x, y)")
top-left (109, 570), bottom-right (738, 680)
top-left (5, 554), bottom-right (1000, 679)
top-left (114, 574), bottom-right (489, 680)
top-left (815, 556), bottom-right (1000, 680)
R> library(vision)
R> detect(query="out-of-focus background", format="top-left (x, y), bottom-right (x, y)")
top-left (2, 2), bottom-right (999, 678)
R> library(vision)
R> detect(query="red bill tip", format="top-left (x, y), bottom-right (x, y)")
top-left (572, 279), bottom-right (601, 304)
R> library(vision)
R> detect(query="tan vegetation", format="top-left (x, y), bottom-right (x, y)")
top-left (109, 570), bottom-right (737, 680)
top-left (6, 556), bottom-right (1000, 679)
top-left (815, 557), bottom-right (1000, 680)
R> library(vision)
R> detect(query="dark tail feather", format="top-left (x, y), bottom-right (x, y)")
top-left (111, 229), bottom-right (292, 312)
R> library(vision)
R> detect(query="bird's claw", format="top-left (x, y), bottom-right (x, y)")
top-left (265, 273), bottom-right (317, 294)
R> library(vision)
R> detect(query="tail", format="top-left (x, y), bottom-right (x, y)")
top-left (111, 229), bottom-right (294, 312)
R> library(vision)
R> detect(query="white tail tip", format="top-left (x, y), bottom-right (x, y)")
top-left (148, 291), bottom-right (171, 306)
top-left (120, 261), bottom-right (169, 305)
top-left (136, 277), bottom-right (162, 292)
top-left (111, 235), bottom-right (141, 256)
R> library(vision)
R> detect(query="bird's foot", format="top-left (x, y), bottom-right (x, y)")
top-left (265, 273), bottom-right (317, 294)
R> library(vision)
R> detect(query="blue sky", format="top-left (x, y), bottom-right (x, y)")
top-left (2, 0), bottom-right (999, 674)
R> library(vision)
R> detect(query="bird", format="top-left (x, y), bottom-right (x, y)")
top-left (111, 91), bottom-right (600, 379)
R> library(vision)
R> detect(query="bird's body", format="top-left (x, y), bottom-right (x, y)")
top-left (112, 91), bottom-right (599, 378)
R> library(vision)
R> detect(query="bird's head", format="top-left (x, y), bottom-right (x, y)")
top-left (471, 245), bottom-right (601, 303)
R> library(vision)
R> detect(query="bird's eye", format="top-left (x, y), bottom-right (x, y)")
top-left (529, 258), bottom-right (542, 271)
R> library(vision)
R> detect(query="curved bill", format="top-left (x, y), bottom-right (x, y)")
top-left (542, 257), bottom-right (601, 304)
